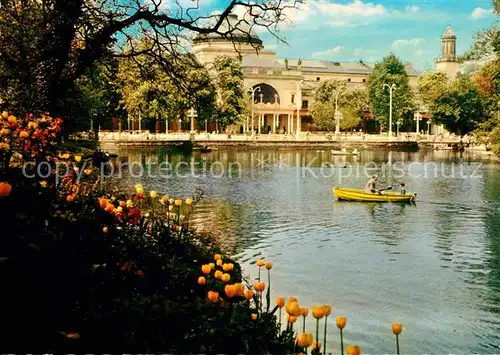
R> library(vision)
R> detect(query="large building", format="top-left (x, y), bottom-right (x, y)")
top-left (435, 25), bottom-right (460, 80)
top-left (193, 13), bottom-right (420, 134)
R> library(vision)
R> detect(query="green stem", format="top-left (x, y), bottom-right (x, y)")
top-left (279, 308), bottom-right (282, 335)
top-left (303, 316), bottom-right (306, 332)
top-left (396, 334), bottom-right (400, 355)
top-left (323, 316), bottom-right (328, 355)
top-left (316, 318), bottom-right (319, 349)
top-left (340, 328), bottom-right (344, 355)
top-left (258, 266), bottom-right (261, 282)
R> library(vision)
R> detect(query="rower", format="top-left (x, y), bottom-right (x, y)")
top-left (364, 174), bottom-right (378, 193)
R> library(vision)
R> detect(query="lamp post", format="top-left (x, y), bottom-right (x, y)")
top-left (274, 93), bottom-right (279, 134)
top-left (248, 86), bottom-right (261, 134)
top-left (413, 111), bottom-right (422, 134)
top-left (334, 90), bottom-right (341, 135)
top-left (427, 118), bottom-right (432, 135)
top-left (205, 119), bottom-right (208, 133)
top-left (258, 93), bottom-right (264, 134)
top-left (383, 83), bottom-right (396, 139)
top-left (188, 107), bottom-right (197, 132)
top-left (178, 117), bottom-right (181, 133)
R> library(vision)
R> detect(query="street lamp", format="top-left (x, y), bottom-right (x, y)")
top-left (413, 111), bottom-right (422, 134)
top-left (248, 86), bottom-right (261, 134)
top-left (295, 80), bottom-right (303, 138)
top-left (383, 83), bottom-right (396, 139)
top-left (205, 119), bottom-right (208, 133)
top-left (334, 90), bottom-right (341, 135)
top-left (258, 93), bottom-right (264, 134)
top-left (178, 117), bottom-right (182, 132)
top-left (188, 107), bottom-right (197, 132)
top-left (427, 118), bottom-right (432, 135)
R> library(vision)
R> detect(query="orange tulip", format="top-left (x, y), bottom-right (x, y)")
top-left (276, 297), bottom-right (285, 308)
top-left (105, 203), bottom-right (114, 213)
top-left (300, 307), bottom-right (309, 317)
top-left (288, 296), bottom-right (298, 303)
top-left (198, 276), bottom-right (206, 285)
top-left (392, 322), bottom-right (403, 335)
top-left (207, 291), bottom-right (219, 303)
top-left (286, 314), bottom-right (297, 324)
top-left (0, 128), bottom-right (10, 136)
top-left (347, 345), bottom-right (360, 355)
top-left (119, 200), bottom-right (126, 207)
top-left (244, 289), bottom-right (254, 300)
top-left (256, 259), bottom-right (265, 267)
top-left (336, 316), bottom-right (347, 329)
top-left (221, 273), bottom-right (231, 282)
top-left (20, 130), bottom-right (29, 138)
top-left (102, 226), bottom-right (108, 234)
top-left (7, 115), bottom-right (16, 124)
top-left (312, 306), bottom-right (325, 319)
top-left (214, 254), bottom-right (222, 261)
top-left (224, 284), bottom-right (236, 298)
top-left (222, 263), bottom-right (231, 272)
top-left (286, 301), bottom-right (301, 316)
top-left (174, 199), bottom-right (182, 206)
top-left (312, 341), bottom-right (321, 351)
top-left (234, 283), bottom-right (245, 296)
top-left (296, 332), bottom-right (313, 347)
top-left (214, 270), bottom-right (222, 279)
top-left (201, 264), bottom-right (211, 275)
top-left (216, 259), bottom-right (223, 267)
top-left (66, 195), bottom-right (74, 202)
top-left (0, 182), bottom-right (12, 197)
top-left (321, 304), bottom-right (332, 317)
top-left (254, 281), bottom-right (265, 292)
top-left (99, 198), bottom-right (108, 209)
top-left (265, 261), bottom-right (273, 270)
top-left (208, 262), bottom-right (215, 270)
top-left (251, 313), bottom-right (257, 320)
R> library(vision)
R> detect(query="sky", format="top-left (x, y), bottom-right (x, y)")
top-left (198, 0), bottom-right (498, 72)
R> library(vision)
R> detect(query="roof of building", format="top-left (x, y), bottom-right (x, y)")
top-left (241, 55), bottom-right (419, 76)
top-left (442, 24), bottom-right (456, 39)
top-left (193, 14), bottom-right (263, 46)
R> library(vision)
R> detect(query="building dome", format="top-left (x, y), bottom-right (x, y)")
top-left (442, 24), bottom-right (456, 39)
top-left (193, 13), bottom-right (263, 47)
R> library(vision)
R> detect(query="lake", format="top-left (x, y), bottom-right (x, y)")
top-left (108, 148), bottom-right (500, 354)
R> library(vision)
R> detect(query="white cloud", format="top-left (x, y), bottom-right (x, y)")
top-left (405, 4), bottom-right (420, 12)
top-left (392, 38), bottom-right (424, 50)
top-left (470, 7), bottom-right (493, 19)
top-left (312, 45), bottom-right (342, 58)
top-left (414, 49), bottom-right (424, 57)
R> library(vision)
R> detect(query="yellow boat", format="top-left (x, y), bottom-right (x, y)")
top-left (333, 187), bottom-right (416, 203)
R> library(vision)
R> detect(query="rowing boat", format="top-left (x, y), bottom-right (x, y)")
top-left (333, 187), bottom-right (416, 202)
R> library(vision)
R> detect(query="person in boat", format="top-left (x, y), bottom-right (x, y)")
top-left (365, 174), bottom-right (378, 193)
top-left (399, 183), bottom-right (406, 195)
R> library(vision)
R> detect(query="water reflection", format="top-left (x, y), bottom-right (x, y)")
top-left (106, 147), bottom-right (500, 353)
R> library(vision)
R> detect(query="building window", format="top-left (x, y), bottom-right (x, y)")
top-left (291, 94), bottom-right (295, 104)
top-left (302, 100), bottom-right (309, 109)
top-left (347, 78), bottom-right (351, 82)
top-left (316, 77), bottom-right (320, 81)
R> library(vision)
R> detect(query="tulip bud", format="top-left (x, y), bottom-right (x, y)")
top-left (312, 341), bottom-right (321, 351)
top-left (253, 281), bottom-right (265, 292)
top-left (347, 345), bottom-right (361, 355)
top-left (224, 284), bottom-right (236, 298)
top-left (300, 307), bottom-right (309, 317)
top-left (265, 261), bottom-right (273, 270)
top-left (198, 276), bottom-right (206, 285)
top-left (312, 306), bottom-right (325, 319)
top-left (256, 259), bottom-right (265, 267)
top-left (214, 270), bottom-right (223, 279)
top-left (276, 297), bottom-right (285, 308)
top-left (321, 304), bottom-right (332, 316)
top-left (251, 313), bottom-right (257, 320)
top-left (221, 273), bottom-right (231, 282)
top-left (150, 190), bottom-right (158, 199)
top-left (336, 316), bottom-right (347, 329)
top-left (392, 322), bottom-right (403, 335)
top-left (201, 264), bottom-right (211, 274)
top-left (244, 289), bottom-right (254, 300)
top-left (214, 254), bottom-right (222, 261)
top-left (207, 290), bottom-right (219, 303)
top-left (216, 259), bottom-right (223, 267)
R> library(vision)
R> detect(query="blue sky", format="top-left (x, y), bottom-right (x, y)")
top-left (206, 0), bottom-right (497, 72)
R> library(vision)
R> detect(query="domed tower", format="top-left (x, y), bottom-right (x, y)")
top-left (191, 13), bottom-right (275, 66)
top-left (436, 25), bottom-right (460, 80)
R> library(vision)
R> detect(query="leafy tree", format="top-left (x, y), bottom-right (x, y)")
top-left (213, 56), bottom-right (245, 130)
top-left (310, 79), bottom-right (346, 131)
top-left (340, 87), bottom-right (370, 131)
top-left (0, 0), bottom-right (295, 131)
top-left (430, 74), bottom-right (485, 134)
top-left (418, 72), bottom-right (449, 107)
top-left (459, 26), bottom-right (500, 62)
top-left (368, 54), bottom-right (415, 131)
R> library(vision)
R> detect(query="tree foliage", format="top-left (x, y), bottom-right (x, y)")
top-left (309, 79), bottom-right (346, 131)
top-left (0, 0), bottom-right (299, 131)
top-left (418, 72), bottom-right (449, 107)
top-left (368, 54), bottom-right (415, 130)
top-left (213, 55), bottom-right (246, 130)
top-left (459, 26), bottom-right (500, 62)
top-left (428, 74), bottom-right (485, 134)
top-left (340, 87), bottom-right (370, 130)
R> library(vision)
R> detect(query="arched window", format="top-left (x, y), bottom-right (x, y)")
top-left (250, 83), bottom-right (280, 104)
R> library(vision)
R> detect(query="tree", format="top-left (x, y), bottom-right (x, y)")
top-left (418, 72), bottom-right (449, 107)
top-left (459, 27), bottom-right (500, 62)
top-left (213, 55), bottom-right (245, 130)
top-left (368, 54), bottom-right (415, 131)
top-left (340, 87), bottom-right (370, 131)
top-left (0, 0), bottom-right (298, 131)
top-left (430, 74), bottom-right (485, 134)
top-left (309, 79), bottom-right (346, 131)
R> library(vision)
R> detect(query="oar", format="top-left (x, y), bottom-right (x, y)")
top-left (376, 186), bottom-right (392, 194)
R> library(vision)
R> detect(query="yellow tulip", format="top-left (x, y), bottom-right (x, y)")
top-left (74, 155), bottom-right (82, 163)
top-left (102, 226), bottom-right (108, 234)
top-left (392, 322), bottom-right (403, 335)
top-left (161, 195), bottom-right (169, 203)
top-left (251, 313), bottom-right (257, 320)
top-left (347, 345), bottom-right (361, 355)
top-left (186, 198), bottom-right (193, 205)
top-left (40, 181), bottom-right (48, 188)
top-left (300, 307), bottom-right (309, 317)
top-left (286, 301), bottom-right (301, 316)
top-left (126, 200), bottom-right (133, 208)
top-left (214, 254), bottom-right (222, 261)
top-left (201, 264), bottom-right (211, 275)
top-left (136, 187), bottom-right (144, 194)
top-left (286, 314), bottom-right (297, 324)
top-left (276, 297), bottom-right (285, 308)
top-left (296, 332), bottom-right (313, 347)
top-left (214, 270), bottom-right (222, 279)
top-left (174, 199), bottom-right (182, 206)
top-left (222, 263), bottom-right (231, 272)
top-left (150, 190), bottom-right (158, 198)
top-left (256, 259), bottom-right (265, 267)
top-left (208, 262), bottom-right (215, 270)
top-left (221, 273), bottom-right (231, 282)
top-left (234, 283), bottom-right (245, 296)
top-left (321, 304), bottom-right (332, 317)
top-left (84, 168), bottom-right (92, 175)
top-left (336, 316), bottom-right (347, 329)
top-left (312, 306), bottom-right (325, 319)
top-left (216, 259), bottom-right (223, 267)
